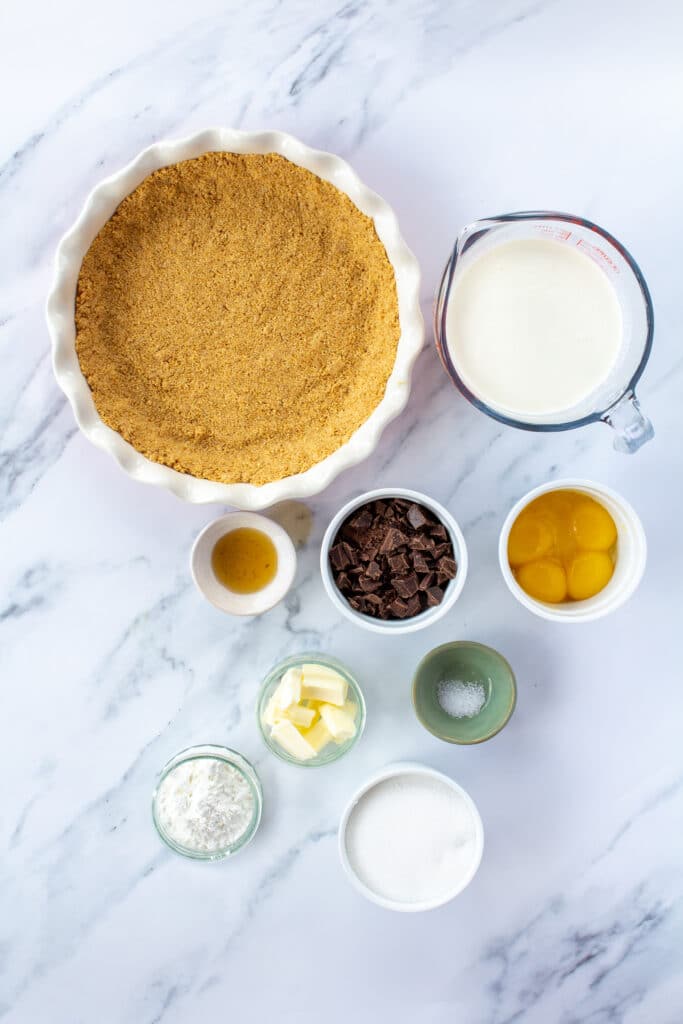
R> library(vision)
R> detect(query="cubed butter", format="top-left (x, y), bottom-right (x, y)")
top-left (300, 664), bottom-right (348, 706)
top-left (263, 695), bottom-right (282, 727)
top-left (302, 718), bottom-right (333, 753)
top-left (270, 719), bottom-right (317, 761)
top-left (273, 667), bottom-right (303, 709)
top-left (281, 704), bottom-right (318, 729)
top-left (319, 703), bottom-right (357, 743)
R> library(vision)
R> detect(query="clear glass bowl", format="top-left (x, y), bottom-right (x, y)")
top-left (152, 744), bottom-right (263, 860)
top-left (257, 653), bottom-right (366, 767)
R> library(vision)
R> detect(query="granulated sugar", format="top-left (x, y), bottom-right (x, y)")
top-left (344, 773), bottom-right (478, 905)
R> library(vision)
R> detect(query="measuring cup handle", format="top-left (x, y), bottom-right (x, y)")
top-left (602, 391), bottom-right (654, 453)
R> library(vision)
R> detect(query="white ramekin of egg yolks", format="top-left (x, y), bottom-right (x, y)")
top-left (498, 479), bottom-right (646, 623)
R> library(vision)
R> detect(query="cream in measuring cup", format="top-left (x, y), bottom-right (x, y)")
top-left (434, 213), bottom-right (654, 453)
top-left (446, 238), bottom-right (621, 417)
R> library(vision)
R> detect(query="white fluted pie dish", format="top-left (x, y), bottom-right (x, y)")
top-left (46, 128), bottom-right (424, 509)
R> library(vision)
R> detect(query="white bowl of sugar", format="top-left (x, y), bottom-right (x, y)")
top-left (338, 762), bottom-right (484, 911)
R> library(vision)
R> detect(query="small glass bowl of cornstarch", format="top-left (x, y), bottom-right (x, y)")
top-left (152, 746), bottom-right (263, 860)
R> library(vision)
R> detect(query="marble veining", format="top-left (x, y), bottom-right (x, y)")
top-left (2, 0), bottom-right (683, 1021)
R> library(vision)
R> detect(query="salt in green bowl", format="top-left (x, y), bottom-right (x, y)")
top-left (412, 641), bottom-right (516, 744)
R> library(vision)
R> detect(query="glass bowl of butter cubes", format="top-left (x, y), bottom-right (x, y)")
top-left (258, 653), bottom-right (366, 766)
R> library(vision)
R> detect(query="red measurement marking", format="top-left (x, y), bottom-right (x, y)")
top-left (536, 225), bottom-right (573, 241)
top-left (576, 238), bottom-right (619, 273)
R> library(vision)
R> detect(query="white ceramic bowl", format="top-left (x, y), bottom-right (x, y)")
top-left (47, 128), bottom-right (424, 510)
top-left (190, 512), bottom-right (296, 615)
top-left (338, 762), bottom-right (484, 912)
top-left (320, 487), bottom-right (468, 635)
top-left (499, 478), bottom-right (646, 623)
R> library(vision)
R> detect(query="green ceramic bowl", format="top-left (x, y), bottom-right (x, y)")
top-left (412, 641), bottom-right (516, 744)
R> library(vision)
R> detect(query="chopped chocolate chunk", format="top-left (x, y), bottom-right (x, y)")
top-left (426, 586), bottom-right (444, 607)
top-left (404, 594), bottom-right (422, 617)
top-left (436, 571), bottom-right (450, 587)
top-left (438, 556), bottom-right (458, 579)
top-left (430, 543), bottom-right (449, 559)
top-left (388, 553), bottom-right (410, 573)
top-left (388, 597), bottom-right (411, 618)
top-left (342, 541), bottom-right (360, 565)
top-left (349, 508), bottom-right (373, 531)
top-left (359, 576), bottom-right (382, 593)
top-left (379, 527), bottom-right (408, 554)
top-left (336, 571), bottom-right (351, 592)
top-left (412, 552), bottom-right (431, 573)
top-left (365, 560), bottom-right (382, 580)
top-left (393, 573), bottom-right (419, 599)
top-left (417, 571), bottom-right (436, 591)
top-left (329, 543), bottom-right (350, 571)
top-left (406, 503), bottom-right (429, 530)
top-left (430, 524), bottom-right (449, 541)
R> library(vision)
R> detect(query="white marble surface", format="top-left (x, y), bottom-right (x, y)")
top-left (2, 1), bottom-right (683, 1021)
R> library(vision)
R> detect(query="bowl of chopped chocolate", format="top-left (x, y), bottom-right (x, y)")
top-left (321, 488), bottom-right (468, 634)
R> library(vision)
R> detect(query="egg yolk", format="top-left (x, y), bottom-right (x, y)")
top-left (572, 501), bottom-right (618, 550)
top-left (507, 516), bottom-right (554, 566)
top-left (508, 490), bottom-right (617, 604)
top-left (516, 558), bottom-right (568, 604)
top-left (567, 551), bottom-right (614, 601)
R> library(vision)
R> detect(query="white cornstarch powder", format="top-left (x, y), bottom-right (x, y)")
top-left (156, 758), bottom-right (255, 853)
top-left (344, 773), bottom-right (478, 905)
top-left (437, 678), bottom-right (487, 718)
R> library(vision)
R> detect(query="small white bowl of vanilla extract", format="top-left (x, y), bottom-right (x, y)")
top-left (191, 512), bottom-right (297, 615)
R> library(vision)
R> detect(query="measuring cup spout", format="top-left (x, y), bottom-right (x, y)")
top-left (452, 219), bottom-right (498, 262)
top-left (602, 391), bottom-right (654, 453)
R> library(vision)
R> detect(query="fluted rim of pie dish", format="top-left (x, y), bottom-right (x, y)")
top-left (46, 128), bottom-right (424, 509)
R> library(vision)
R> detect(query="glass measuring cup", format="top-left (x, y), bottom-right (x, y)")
top-left (434, 211), bottom-right (654, 453)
